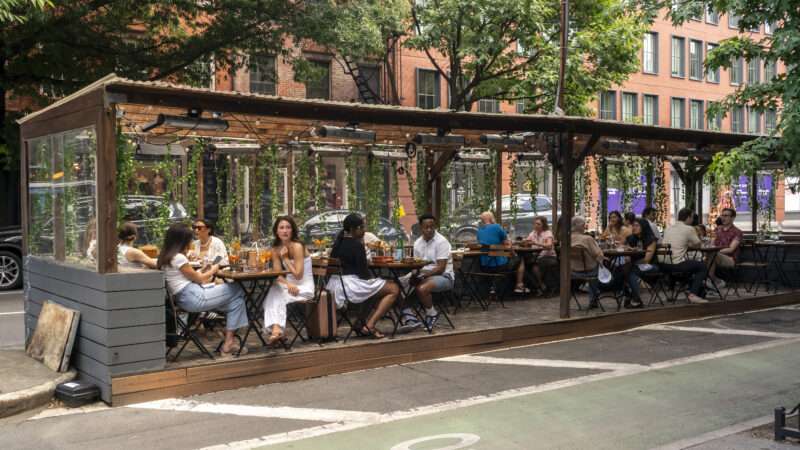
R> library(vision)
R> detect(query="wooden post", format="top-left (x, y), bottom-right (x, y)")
top-left (751, 172), bottom-right (758, 233)
top-left (696, 173), bottom-right (704, 222)
top-left (96, 102), bottom-right (117, 273)
top-left (287, 150), bottom-right (294, 216)
top-left (495, 149), bottom-right (503, 225)
top-left (197, 145), bottom-right (204, 220)
top-left (425, 149), bottom-right (434, 214)
top-left (646, 159), bottom-right (654, 207)
top-left (551, 167), bottom-right (559, 225)
top-left (559, 133), bottom-right (575, 319)
top-left (19, 139), bottom-right (28, 256)
top-left (600, 158), bottom-right (608, 230)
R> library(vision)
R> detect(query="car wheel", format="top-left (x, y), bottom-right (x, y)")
top-left (0, 251), bottom-right (22, 291)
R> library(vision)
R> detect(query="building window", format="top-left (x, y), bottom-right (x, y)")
top-left (765, 109), bottom-right (777, 133)
top-left (689, 40), bottom-right (703, 80)
top-left (705, 7), bottom-right (719, 25)
top-left (642, 32), bottom-right (658, 74)
top-left (621, 93), bottom-right (637, 122)
top-left (599, 91), bottom-right (616, 120)
top-left (730, 57), bottom-right (743, 85)
top-left (747, 107), bottom-right (761, 134)
top-left (416, 68), bottom-right (440, 109)
top-left (357, 65), bottom-right (381, 104)
top-left (728, 14), bottom-right (740, 29)
top-left (249, 56), bottom-right (276, 95)
top-left (707, 105), bottom-right (722, 131)
top-left (516, 100), bottom-right (526, 114)
top-left (643, 95), bottom-right (658, 126)
top-left (706, 43), bottom-right (720, 83)
top-left (731, 106), bottom-right (744, 132)
top-left (764, 21), bottom-right (775, 35)
top-left (477, 98), bottom-right (501, 113)
top-left (764, 60), bottom-right (777, 81)
top-left (305, 60), bottom-right (330, 100)
top-left (671, 36), bottom-right (685, 78)
top-left (670, 97), bottom-right (685, 128)
top-left (690, 100), bottom-right (704, 130)
top-left (747, 58), bottom-right (761, 84)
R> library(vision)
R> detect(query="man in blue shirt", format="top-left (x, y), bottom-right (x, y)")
top-left (476, 211), bottom-right (509, 269)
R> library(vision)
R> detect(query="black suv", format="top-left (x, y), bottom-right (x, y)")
top-left (0, 227), bottom-right (22, 291)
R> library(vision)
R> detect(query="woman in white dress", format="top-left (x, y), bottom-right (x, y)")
top-left (263, 216), bottom-right (315, 346)
top-left (327, 213), bottom-right (399, 339)
top-left (117, 222), bottom-right (157, 269)
top-left (190, 219), bottom-right (229, 265)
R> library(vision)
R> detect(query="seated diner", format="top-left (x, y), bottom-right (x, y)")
top-left (117, 222), bottom-right (157, 269)
top-left (570, 216), bottom-right (605, 308)
top-left (190, 219), bottom-right (229, 265)
top-left (158, 223), bottom-right (248, 356)
top-left (525, 216), bottom-right (557, 295)
top-left (623, 218), bottom-right (658, 309)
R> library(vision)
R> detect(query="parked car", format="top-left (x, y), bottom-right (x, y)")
top-left (301, 210), bottom-right (408, 244)
top-left (445, 194), bottom-right (557, 244)
top-left (0, 227), bottom-right (22, 291)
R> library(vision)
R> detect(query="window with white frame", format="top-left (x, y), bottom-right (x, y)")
top-left (671, 36), bottom-right (685, 77)
top-left (477, 98), bottom-right (501, 113)
top-left (764, 21), bottom-right (775, 34)
top-left (764, 60), bottom-right (777, 81)
top-left (622, 93), bottom-right (637, 122)
top-left (516, 100), bottom-right (526, 114)
top-left (643, 95), bottom-right (658, 125)
top-left (706, 43), bottom-right (720, 82)
top-left (690, 100), bottom-right (704, 129)
top-left (642, 32), bottom-right (658, 74)
top-left (747, 107), bottom-right (761, 134)
top-left (731, 106), bottom-right (744, 132)
top-left (730, 57), bottom-right (743, 85)
top-left (689, 40), bottom-right (703, 80)
top-left (747, 58), bottom-right (761, 84)
top-left (728, 14), bottom-right (740, 29)
top-left (305, 60), bottom-right (330, 100)
top-left (707, 104), bottom-right (722, 131)
top-left (416, 68), bottom-right (440, 109)
top-left (670, 97), bottom-right (685, 128)
top-left (599, 91), bottom-right (616, 120)
top-left (705, 7), bottom-right (719, 25)
top-left (765, 109), bottom-right (777, 133)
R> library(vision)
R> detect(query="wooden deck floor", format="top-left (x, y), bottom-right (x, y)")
top-left (111, 288), bottom-right (800, 405)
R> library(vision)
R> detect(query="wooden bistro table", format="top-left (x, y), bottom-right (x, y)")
top-left (689, 245), bottom-right (726, 300)
top-left (369, 259), bottom-right (431, 334)
top-left (216, 268), bottom-right (286, 355)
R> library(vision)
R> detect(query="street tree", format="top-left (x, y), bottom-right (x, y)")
top-left (670, 1), bottom-right (799, 180)
top-left (406, 0), bottom-right (658, 114)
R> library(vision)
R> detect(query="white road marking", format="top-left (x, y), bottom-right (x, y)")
top-left (0, 311), bottom-right (24, 316)
top-left (28, 403), bottom-right (110, 421)
top-left (643, 323), bottom-right (800, 339)
top-left (128, 398), bottom-right (383, 423)
top-left (439, 355), bottom-right (647, 372)
top-left (650, 414), bottom-right (774, 450)
top-left (0, 290), bottom-right (22, 296)
top-left (199, 336), bottom-right (800, 450)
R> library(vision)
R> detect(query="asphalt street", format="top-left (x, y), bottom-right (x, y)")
top-left (2, 305), bottom-right (800, 449)
top-left (0, 290), bottom-right (24, 349)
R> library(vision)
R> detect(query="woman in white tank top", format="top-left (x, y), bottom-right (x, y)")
top-left (117, 222), bottom-right (157, 270)
top-left (263, 216), bottom-right (315, 346)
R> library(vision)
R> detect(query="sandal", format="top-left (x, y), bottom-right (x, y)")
top-left (266, 330), bottom-right (286, 347)
top-left (360, 325), bottom-right (385, 340)
top-left (219, 343), bottom-right (248, 358)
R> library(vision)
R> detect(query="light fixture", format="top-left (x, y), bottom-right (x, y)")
top-left (318, 125), bottom-right (376, 142)
top-left (516, 152), bottom-right (545, 162)
top-left (456, 151), bottom-right (491, 162)
top-left (209, 142), bottom-right (261, 154)
top-left (308, 145), bottom-right (352, 157)
top-left (601, 139), bottom-right (639, 152)
top-left (479, 132), bottom-right (534, 146)
top-left (370, 150), bottom-right (407, 161)
top-left (142, 108), bottom-right (229, 132)
top-left (412, 132), bottom-right (466, 146)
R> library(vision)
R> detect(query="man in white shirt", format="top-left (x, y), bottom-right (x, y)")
top-left (659, 208), bottom-right (707, 303)
top-left (399, 213), bottom-right (454, 330)
top-left (643, 207), bottom-right (662, 241)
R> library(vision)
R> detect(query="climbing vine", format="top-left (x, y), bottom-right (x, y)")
top-left (653, 158), bottom-right (669, 228)
top-left (315, 154), bottom-right (326, 214)
top-left (346, 154), bottom-right (358, 210)
top-left (365, 156), bottom-right (384, 231)
top-left (267, 144), bottom-right (283, 225)
top-left (524, 161), bottom-right (541, 214)
top-left (215, 156), bottom-right (232, 241)
top-left (508, 155), bottom-right (519, 228)
top-left (391, 160), bottom-right (401, 228)
top-left (115, 132), bottom-right (137, 226)
top-left (611, 156), bottom-right (644, 213)
top-left (184, 139), bottom-right (203, 220)
top-left (293, 150), bottom-right (312, 223)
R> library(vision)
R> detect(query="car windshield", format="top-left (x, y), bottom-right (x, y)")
top-left (499, 196), bottom-right (551, 213)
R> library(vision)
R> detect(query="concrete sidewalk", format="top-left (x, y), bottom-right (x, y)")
top-left (0, 350), bottom-right (75, 419)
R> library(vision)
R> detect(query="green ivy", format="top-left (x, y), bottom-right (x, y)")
top-left (391, 160), bottom-right (401, 228)
top-left (293, 150), bottom-right (312, 223)
top-left (508, 155), bottom-right (519, 227)
top-left (365, 157), bottom-right (384, 231)
top-left (115, 132), bottom-right (137, 226)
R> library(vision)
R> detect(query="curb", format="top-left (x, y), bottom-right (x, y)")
top-left (0, 370), bottom-right (77, 419)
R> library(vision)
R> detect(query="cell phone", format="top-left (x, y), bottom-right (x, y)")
top-left (212, 255), bottom-right (223, 265)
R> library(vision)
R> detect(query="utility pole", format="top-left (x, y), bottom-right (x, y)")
top-left (556, 0), bottom-right (569, 113)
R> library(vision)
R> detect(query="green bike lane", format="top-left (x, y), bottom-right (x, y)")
top-left (258, 341), bottom-right (800, 450)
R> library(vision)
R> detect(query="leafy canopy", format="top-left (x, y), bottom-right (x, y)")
top-left (406, 0), bottom-right (658, 113)
top-left (669, 0), bottom-right (798, 182)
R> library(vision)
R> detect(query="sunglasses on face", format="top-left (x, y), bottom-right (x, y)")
top-left (192, 225), bottom-right (207, 230)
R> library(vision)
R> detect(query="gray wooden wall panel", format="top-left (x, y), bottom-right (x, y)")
top-left (24, 258), bottom-right (167, 403)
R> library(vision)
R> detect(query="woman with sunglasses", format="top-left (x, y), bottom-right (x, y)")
top-left (158, 223), bottom-right (247, 356)
top-left (191, 219), bottom-right (228, 265)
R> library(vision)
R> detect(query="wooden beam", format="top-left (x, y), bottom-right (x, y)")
top-left (96, 102), bottom-right (118, 273)
top-left (428, 148), bottom-right (458, 181)
top-left (495, 149), bottom-right (503, 225)
top-left (577, 133), bottom-right (600, 162)
top-left (559, 133), bottom-right (575, 319)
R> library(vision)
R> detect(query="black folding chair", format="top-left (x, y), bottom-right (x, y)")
top-left (735, 241), bottom-right (771, 295)
top-left (464, 245), bottom-right (517, 309)
top-left (165, 290), bottom-right (215, 361)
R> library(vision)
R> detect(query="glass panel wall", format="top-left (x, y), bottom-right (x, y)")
top-left (27, 127), bottom-right (97, 270)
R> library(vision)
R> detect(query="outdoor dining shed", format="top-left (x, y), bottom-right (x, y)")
top-left (17, 74), bottom-right (797, 404)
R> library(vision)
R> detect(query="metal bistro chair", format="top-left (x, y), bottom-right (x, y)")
top-left (735, 241), bottom-right (771, 296)
top-left (569, 246), bottom-right (599, 312)
top-left (165, 288), bottom-right (215, 361)
top-left (639, 244), bottom-right (671, 306)
top-left (660, 244), bottom-right (696, 304)
top-left (464, 245), bottom-right (517, 309)
top-left (282, 263), bottom-right (333, 349)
